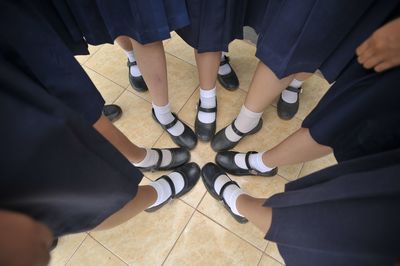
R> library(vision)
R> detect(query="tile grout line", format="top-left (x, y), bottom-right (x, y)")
top-left (63, 234), bottom-right (89, 266)
top-left (79, 45), bottom-right (104, 66)
top-left (83, 64), bottom-right (132, 94)
top-left (256, 250), bottom-right (265, 266)
top-left (195, 208), bottom-right (266, 253)
top-left (160, 208), bottom-right (198, 265)
top-left (86, 234), bottom-right (130, 266)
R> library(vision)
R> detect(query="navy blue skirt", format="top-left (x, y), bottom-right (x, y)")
top-left (176, 0), bottom-right (247, 53)
top-left (54, 0), bottom-right (190, 45)
top-left (253, 0), bottom-right (400, 82)
top-left (302, 59), bottom-right (400, 162)
top-left (0, 1), bottom-right (142, 237)
top-left (0, 57), bottom-right (142, 237)
top-left (1, 0), bottom-right (104, 124)
top-left (265, 148), bottom-right (400, 266)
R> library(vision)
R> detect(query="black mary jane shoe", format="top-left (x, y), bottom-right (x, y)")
top-left (211, 119), bottom-right (263, 152)
top-left (128, 60), bottom-right (148, 92)
top-left (152, 109), bottom-right (198, 150)
top-left (201, 163), bottom-right (248, 224)
top-left (217, 55), bottom-right (239, 91)
top-left (277, 86), bottom-right (302, 120)
top-left (145, 162), bottom-right (201, 212)
top-left (136, 148), bottom-right (190, 172)
top-left (195, 100), bottom-right (217, 142)
top-left (103, 104), bottom-right (122, 122)
top-left (216, 151), bottom-right (278, 177)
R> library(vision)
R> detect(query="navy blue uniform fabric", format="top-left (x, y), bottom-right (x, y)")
top-left (264, 148), bottom-right (400, 266)
top-left (54, 0), bottom-right (190, 45)
top-left (0, 55), bottom-right (143, 238)
top-left (0, 1), bottom-right (143, 237)
top-left (176, 0), bottom-right (248, 53)
top-left (253, 0), bottom-right (400, 82)
top-left (302, 59), bottom-right (400, 162)
top-left (0, 0), bottom-right (104, 124)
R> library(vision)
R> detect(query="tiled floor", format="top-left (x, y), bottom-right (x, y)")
top-left (50, 33), bottom-right (336, 266)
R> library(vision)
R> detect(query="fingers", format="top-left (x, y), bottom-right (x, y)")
top-left (361, 54), bottom-right (385, 69)
top-left (356, 37), bottom-right (371, 57)
top-left (374, 62), bottom-right (394, 72)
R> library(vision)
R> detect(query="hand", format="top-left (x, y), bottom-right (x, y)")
top-left (0, 210), bottom-right (53, 266)
top-left (356, 18), bottom-right (400, 72)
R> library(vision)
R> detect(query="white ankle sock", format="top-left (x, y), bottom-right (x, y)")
top-left (126, 50), bottom-right (142, 77)
top-left (132, 148), bottom-right (172, 168)
top-left (234, 151), bottom-right (275, 172)
top-left (218, 53), bottom-right (232, 76)
top-left (282, 79), bottom-right (303, 103)
top-left (214, 174), bottom-right (245, 217)
top-left (225, 105), bottom-right (263, 142)
top-left (148, 172), bottom-right (184, 208)
top-left (198, 87), bottom-right (216, 124)
top-left (152, 103), bottom-right (184, 136)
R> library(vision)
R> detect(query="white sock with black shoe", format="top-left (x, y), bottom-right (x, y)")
top-left (218, 52), bottom-right (232, 76)
top-left (198, 87), bottom-right (217, 124)
top-left (126, 50), bottom-right (142, 78)
top-left (132, 148), bottom-right (172, 168)
top-left (214, 174), bottom-right (246, 217)
top-left (152, 103), bottom-right (185, 136)
top-left (225, 105), bottom-right (263, 142)
top-left (234, 151), bottom-right (275, 172)
top-left (282, 79), bottom-right (303, 103)
top-left (148, 172), bottom-right (185, 208)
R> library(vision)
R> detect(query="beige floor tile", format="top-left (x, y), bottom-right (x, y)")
top-left (259, 255), bottom-right (284, 266)
top-left (85, 44), bottom-right (129, 88)
top-left (179, 85), bottom-right (246, 130)
top-left (75, 45), bottom-right (104, 65)
top-left (164, 212), bottom-right (263, 266)
top-left (49, 233), bottom-right (87, 266)
top-left (295, 75), bottom-right (331, 120)
top-left (144, 129), bottom-right (208, 209)
top-left (164, 33), bottom-right (196, 66)
top-left (67, 236), bottom-right (127, 266)
top-left (90, 200), bottom-right (194, 265)
top-left (299, 153), bottom-right (337, 178)
top-left (234, 106), bottom-right (303, 181)
top-left (265, 242), bottom-right (285, 265)
top-left (228, 40), bottom-right (258, 91)
top-left (128, 54), bottom-right (199, 112)
top-left (83, 67), bottom-right (125, 104)
top-left (198, 174), bottom-right (286, 250)
top-left (113, 90), bottom-right (164, 148)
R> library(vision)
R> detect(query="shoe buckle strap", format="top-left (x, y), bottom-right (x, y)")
top-left (159, 175), bottom-right (176, 199)
top-left (244, 151), bottom-right (258, 172)
top-left (163, 114), bottom-right (179, 129)
top-left (220, 55), bottom-right (230, 66)
top-left (151, 148), bottom-right (163, 171)
top-left (286, 86), bottom-right (302, 94)
top-left (230, 120), bottom-right (245, 137)
top-left (127, 60), bottom-right (137, 67)
top-left (218, 180), bottom-right (239, 201)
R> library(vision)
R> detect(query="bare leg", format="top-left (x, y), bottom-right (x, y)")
top-left (115, 36), bottom-right (133, 52)
top-left (263, 127), bottom-right (332, 167)
top-left (93, 114), bottom-right (146, 163)
top-left (293, 72), bottom-right (313, 82)
top-left (131, 39), bottom-right (168, 106)
top-left (244, 62), bottom-right (294, 113)
top-left (236, 194), bottom-right (272, 233)
top-left (94, 186), bottom-right (157, 231)
top-left (195, 50), bottom-right (221, 89)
